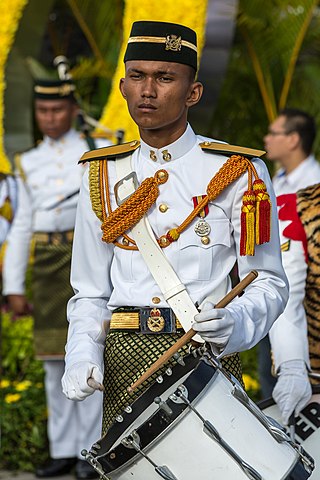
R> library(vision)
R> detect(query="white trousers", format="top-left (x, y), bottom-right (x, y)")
top-left (44, 360), bottom-right (103, 459)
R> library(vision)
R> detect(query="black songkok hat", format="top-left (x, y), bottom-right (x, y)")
top-left (34, 79), bottom-right (76, 100)
top-left (124, 21), bottom-right (198, 71)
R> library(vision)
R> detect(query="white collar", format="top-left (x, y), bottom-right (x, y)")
top-left (275, 155), bottom-right (315, 187)
top-left (43, 128), bottom-right (78, 147)
top-left (139, 124), bottom-right (197, 165)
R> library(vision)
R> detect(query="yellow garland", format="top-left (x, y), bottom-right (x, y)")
top-left (98, 0), bottom-right (208, 142)
top-left (0, 0), bottom-right (28, 174)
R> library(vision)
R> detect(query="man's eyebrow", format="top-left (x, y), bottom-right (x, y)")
top-left (127, 68), bottom-right (177, 75)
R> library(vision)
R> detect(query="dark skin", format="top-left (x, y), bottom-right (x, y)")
top-left (7, 98), bottom-right (78, 318)
top-left (120, 60), bottom-right (203, 149)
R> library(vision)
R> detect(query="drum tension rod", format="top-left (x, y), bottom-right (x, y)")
top-left (81, 449), bottom-right (111, 480)
top-left (121, 431), bottom-right (179, 480)
top-left (175, 386), bottom-right (262, 480)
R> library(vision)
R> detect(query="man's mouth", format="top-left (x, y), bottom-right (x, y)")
top-left (138, 103), bottom-right (156, 110)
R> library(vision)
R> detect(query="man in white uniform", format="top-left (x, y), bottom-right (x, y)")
top-left (262, 108), bottom-right (320, 425)
top-left (61, 20), bottom-right (288, 447)
top-left (3, 79), bottom-right (110, 479)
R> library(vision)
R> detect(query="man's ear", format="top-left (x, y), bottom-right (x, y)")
top-left (288, 131), bottom-right (301, 151)
top-left (119, 78), bottom-right (126, 99)
top-left (186, 81), bottom-right (203, 108)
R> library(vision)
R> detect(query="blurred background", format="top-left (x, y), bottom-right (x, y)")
top-left (1, 0), bottom-right (320, 472)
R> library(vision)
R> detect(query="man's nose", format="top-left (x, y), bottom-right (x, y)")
top-left (141, 78), bottom-right (156, 97)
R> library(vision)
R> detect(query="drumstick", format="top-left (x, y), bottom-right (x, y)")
top-left (87, 377), bottom-right (105, 391)
top-left (128, 269), bottom-right (258, 393)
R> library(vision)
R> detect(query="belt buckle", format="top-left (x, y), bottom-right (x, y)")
top-left (51, 232), bottom-right (63, 246)
top-left (140, 308), bottom-right (176, 334)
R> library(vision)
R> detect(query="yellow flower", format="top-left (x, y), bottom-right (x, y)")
top-left (243, 373), bottom-right (260, 391)
top-left (15, 380), bottom-right (32, 391)
top-left (0, 379), bottom-right (10, 388)
top-left (5, 393), bottom-right (21, 403)
top-left (0, 0), bottom-right (28, 174)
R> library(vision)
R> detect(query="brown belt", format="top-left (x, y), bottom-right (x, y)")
top-left (33, 230), bottom-right (74, 245)
top-left (110, 307), bottom-right (183, 334)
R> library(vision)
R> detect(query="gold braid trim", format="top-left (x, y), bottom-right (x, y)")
top-left (89, 160), bottom-right (103, 221)
top-left (101, 168), bottom-right (163, 243)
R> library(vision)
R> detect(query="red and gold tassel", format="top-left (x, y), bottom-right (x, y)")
top-left (253, 179), bottom-right (271, 245)
top-left (240, 190), bottom-right (256, 256)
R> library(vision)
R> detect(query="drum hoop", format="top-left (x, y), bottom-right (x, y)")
top-left (96, 353), bottom-right (200, 454)
top-left (97, 357), bottom-right (218, 474)
top-left (257, 384), bottom-right (320, 410)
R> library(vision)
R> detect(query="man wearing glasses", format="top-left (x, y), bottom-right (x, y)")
top-left (261, 108), bottom-right (320, 426)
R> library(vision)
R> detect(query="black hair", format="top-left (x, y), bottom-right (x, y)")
top-left (279, 108), bottom-right (316, 156)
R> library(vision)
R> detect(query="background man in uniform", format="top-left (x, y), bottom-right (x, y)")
top-left (2, 79), bottom-right (109, 479)
top-left (259, 108), bottom-right (320, 424)
top-left (61, 20), bottom-right (288, 442)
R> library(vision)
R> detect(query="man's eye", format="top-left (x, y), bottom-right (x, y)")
top-left (160, 76), bottom-right (172, 82)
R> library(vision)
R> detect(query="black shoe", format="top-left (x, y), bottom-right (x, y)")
top-left (35, 457), bottom-right (77, 477)
top-left (75, 460), bottom-right (99, 479)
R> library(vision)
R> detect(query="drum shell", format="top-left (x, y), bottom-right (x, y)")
top-left (93, 358), bottom-right (311, 480)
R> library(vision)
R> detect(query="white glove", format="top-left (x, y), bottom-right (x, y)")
top-left (62, 362), bottom-right (104, 401)
top-left (193, 302), bottom-right (235, 349)
top-left (272, 359), bottom-right (312, 425)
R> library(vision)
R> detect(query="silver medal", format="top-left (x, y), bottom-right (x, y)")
top-left (194, 219), bottom-right (211, 237)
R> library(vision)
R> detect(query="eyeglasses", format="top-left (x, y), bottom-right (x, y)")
top-left (267, 129), bottom-right (293, 136)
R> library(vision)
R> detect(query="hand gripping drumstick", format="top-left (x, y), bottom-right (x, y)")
top-left (128, 270), bottom-right (258, 393)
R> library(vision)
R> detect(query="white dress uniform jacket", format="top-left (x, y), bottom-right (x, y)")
top-left (65, 125), bottom-right (288, 373)
top-left (3, 129), bottom-right (107, 295)
top-left (269, 155), bottom-right (320, 371)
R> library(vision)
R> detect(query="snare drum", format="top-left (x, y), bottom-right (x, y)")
top-left (85, 353), bottom-right (314, 480)
top-left (259, 386), bottom-right (320, 479)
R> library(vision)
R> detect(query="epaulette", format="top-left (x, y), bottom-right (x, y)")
top-left (79, 140), bottom-right (140, 164)
top-left (199, 141), bottom-right (265, 159)
top-left (80, 131), bottom-right (113, 140)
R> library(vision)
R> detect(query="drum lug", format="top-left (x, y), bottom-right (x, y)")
top-left (169, 384), bottom-right (189, 404)
top-left (81, 449), bottom-right (111, 480)
top-left (121, 430), bottom-right (179, 480)
top-left (296, 445), bottom-right (315, 474)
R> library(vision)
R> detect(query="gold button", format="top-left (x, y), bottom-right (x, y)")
top-left (159, 203), bottom-right (168, 213)
top-left (204, 141), bottom-right (211, 146)
top-left (201, 236), bottom-right (210, 245)
top-left (152, 297), bottom-right (161, 304)
top-left (155, 170), bottom-right (169, 183)
top-left (150, 150), bottom-right (157, 161)
top-left (159, 235), bottom-right (170, 247)
top-left (122, 237), bottom-right (129, 246)
top-left (162, 149), bottom-right (172, 161)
